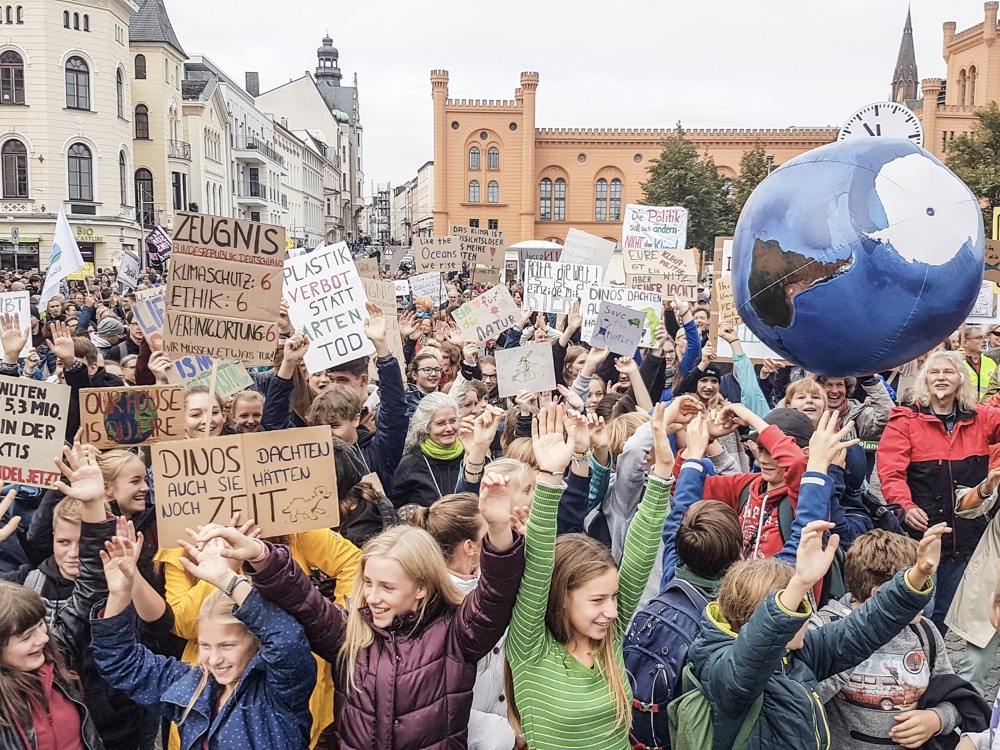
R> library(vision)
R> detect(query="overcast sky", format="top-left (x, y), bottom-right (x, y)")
top-left (166, 0), bottom-right (982, 195)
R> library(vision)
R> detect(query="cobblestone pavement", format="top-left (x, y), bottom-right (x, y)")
top-left (946, 629), bottom-right (1000, 699)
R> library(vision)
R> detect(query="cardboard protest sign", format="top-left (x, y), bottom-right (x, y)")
top-left (627, 273), bottom-right (698, 300)
top-left (414, 237), bottom-right (460, 274)
top-left (559, 229), bottom-right (616, 272)
top-left (524, 260), bottom-right (603, 315)
top-left (118, 251), bottom-right (141, 291)
top-left (451, 225), bottom-right (505, 277)
top-left (452, 285), bottom-right (520, 343)
top-left (590, 302), bottom-right (645, 355)
top-left (354, 257), bottom-right (379, 279)
top-left (132, 286), bottom-right (166, 352)
top-left (152, 426), bottom-right (338, 549)
top-left (145, 226), bottom-right (173, 268)
top-left (714, 276), bottom-right (741, 327)
top-left (362, 277), bottom-right (405, 377)
top-left (987, 240), bottom-right (1000, 285)
top-left (517, 246), bottom-right (561, 282)
top-left (408, 271), bottom-right (444, 307)
top-left (582, 287), bottom-right (662, 345)
top-left (0, 379), bottom-right (70, 488)
top-left (0, 291), bottom-right (31, 358)
top-left (394, 280), bottom-right (411, 298)
top-left (78, 385), bottom-right (184, 449)
top-left (710, 237), bottom-right (783, 362)
top-left (284, 241), bottom-right (374, 373)
top-left (164, 213), bottom-right (285, 364)
top-left (968, 280), bottom-right (998, 321)
top-left (622, 204), bottom-right (689, 253)
top-left (495, 342), bottom-right (557, 398)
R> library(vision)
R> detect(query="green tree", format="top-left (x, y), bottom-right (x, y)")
top-left (945, 102), bottom-right (1000, 234)
top-left (732, 144), bottom-right (770, 216)
top-left (642, 124), bottom-right (735, 260)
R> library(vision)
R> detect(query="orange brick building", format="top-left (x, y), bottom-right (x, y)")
top-left (431, 69), bottom-right (838, 246)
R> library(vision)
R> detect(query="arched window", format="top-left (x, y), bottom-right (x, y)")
top-left (15, 6), bottom-right (21, 23)
top-left (0, 51), bottom-right (24, 105)
top-left (134, 54), bottom-right (146, 79)
top-left (2, 139), bottom-right (27, 198)
top-left (554, 178), bottom-right (566, 221)
top-left (68, 142), bottom-right (93, 201)
top-left (487, 180), bottom-right (499, 203)
top-left (595, 179), bottom-right (608, 221)
top-left (63, 10), bottom-right (69, 27)
top-left (4, 7), bottom-right (11, 24)
top-left (135, 168), bottom-right (154, 226)
top-left (119, 151), bottom-right (128, 205)
top-left (469, 146), bottom-right (480, 170)
top-left (468, 180), bottom-right (480, 203)
top-left (539, 178), bottom-right (552, 221)
top-left (970, 66), bottom-right (978, 106)
top-left (487, 147), bottom-right (499, 170)
top-left (959, 69), bottom-right (968, 106)
top-left (116, 68), bottom-right (125, 118)
top-left (82, 14), bottom-right (88, 31)
top-left (65, 56), bottom-right (90, 110)
top-left (609, 179), bottom-right (622, 221)
top-left (135, 105), bottom-right (149, 139)
top-left (72, 12), bottom-right (79, 29)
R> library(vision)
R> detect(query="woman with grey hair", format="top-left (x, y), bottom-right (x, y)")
top-left (392, 392), bottom-right (465, 509)
top-left (878, 349), bottom-right (1000, 633)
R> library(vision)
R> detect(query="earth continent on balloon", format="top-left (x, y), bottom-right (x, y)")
top-left (731, 137), bottom-right (984, 376)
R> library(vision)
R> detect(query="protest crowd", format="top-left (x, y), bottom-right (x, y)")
top-left (4, 217), bottom-right (1000, 750)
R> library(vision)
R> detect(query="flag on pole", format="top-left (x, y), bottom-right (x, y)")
top-left (39, 206), bottom-right (86, 311)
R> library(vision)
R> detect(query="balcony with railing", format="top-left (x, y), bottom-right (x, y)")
top-left (235, 180), bottom-right (268, 206)
top-left (168, 140), bottom-right (192, 161)
top-left (234, 136), bottom-right (285, 167)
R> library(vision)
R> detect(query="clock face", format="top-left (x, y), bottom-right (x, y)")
top-left (838, 102), bottom-right (924, 148)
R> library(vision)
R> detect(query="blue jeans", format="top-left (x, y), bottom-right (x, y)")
top-left (925, 559), bottom-right (968, 634)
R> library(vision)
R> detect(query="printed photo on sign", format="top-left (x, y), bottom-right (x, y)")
top-left (590, 302), bottom-right (644, 355)
top-left (524, 259), bottom-right (603, 315)
top-left (495, 342), bottom-right (557, 398)
top-left (284, 241), bottom-right (375, 373)
top-left (451, 285), bottom-right (520, 343)
top-left (78, 385), bottom-right (185, 449)
top-left (0, 380), bottom-right (71, 488)
top-left (152, 426), bottom-right (338, 549)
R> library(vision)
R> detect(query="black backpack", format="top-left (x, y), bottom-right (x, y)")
top-left (624, 578), bottom-right (709, 750)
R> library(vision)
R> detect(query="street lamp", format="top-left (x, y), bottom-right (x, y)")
top-left (766, 154), bottom-right (775, 175)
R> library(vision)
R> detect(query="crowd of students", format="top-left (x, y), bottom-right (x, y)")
top-left (5, 263), bottom-right (1000, 749)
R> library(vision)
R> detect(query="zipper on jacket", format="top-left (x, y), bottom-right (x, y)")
top-left (791, 678), bottom-right (822, 748)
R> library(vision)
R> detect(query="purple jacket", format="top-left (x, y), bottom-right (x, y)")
top-left (246, 533), bottom-right (525, 750)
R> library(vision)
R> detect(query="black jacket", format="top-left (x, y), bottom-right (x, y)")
top-left (391, 450), bottom-right (463, 508)
top-left (915, 672), bottom-right (990, 750)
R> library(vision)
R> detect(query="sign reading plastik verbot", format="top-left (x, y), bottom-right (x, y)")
top-left (164, 213), bottom-right (285, 364)
top-left (78, 385), bottom-right (185, 449)
top-left (152, 426), bottom-right (338, 549)
top-left (452, 285), bottom-right (520, 343)
top-left (0, 379), bottom-right (70, 488)
top-left (284, 241), bottom-right (374, 373)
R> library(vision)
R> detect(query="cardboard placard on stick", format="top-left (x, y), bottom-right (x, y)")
top-left (362, 277), bottom-right (406, 377)
top-left (163, 213), bottom-right (285, 364)
top-left (714, 276), bottom-right (741, 327)
top-left (414, 237), bottom-right (460, 274)
top-left (524, 260), bottom-right (603, 315)
top-left (283, 241), bottom-right (375, 373)
top-left (354, 257), bottom-right (380, 279)
top-left (451, 285), bottom-right (520, 343)
top-left (0, 380), bottom-right (70, 488)
top-left (559, 228), bottom-right (616, 272)
top-left (495, 342), bottom-right (557, 398)
top-left (79, 385), bottom-right (185, 449)
top-left (152, 426), bottom-right (338, 549)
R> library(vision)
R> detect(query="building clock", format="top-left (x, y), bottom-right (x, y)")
top-left (838, 102), bottom-right (924, 147)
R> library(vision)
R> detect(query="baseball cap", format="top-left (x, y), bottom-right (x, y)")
top-left (745, 408), bottom-right (815, 449)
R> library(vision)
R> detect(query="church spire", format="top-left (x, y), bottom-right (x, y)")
top-left (891, 7), bottom-right (919, 103)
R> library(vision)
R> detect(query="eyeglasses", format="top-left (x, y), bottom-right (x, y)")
top-left (481, 373), bottom-right (498, 381)
top-left (417, 367), bottom-right (443, 375)
top-left (432, 418), bottom-right (459, 428)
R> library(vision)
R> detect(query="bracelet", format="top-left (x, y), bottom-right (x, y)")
top-left (223, 574), bottom-right (250, 599)
top-left (538, 470), bottom-right (565, 481)
top-left (979, 482), bottom-right (992, 500)
top-left (571, 450), bottom-right (591, 462)
top-left (249, 540), bottom-right (268, 564)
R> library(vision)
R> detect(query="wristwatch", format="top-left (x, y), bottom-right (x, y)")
top-left (224, 574), bottom-right (250, 599)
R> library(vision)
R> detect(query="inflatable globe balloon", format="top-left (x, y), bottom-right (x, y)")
top-left (731, 138), bottom-right (984, 377)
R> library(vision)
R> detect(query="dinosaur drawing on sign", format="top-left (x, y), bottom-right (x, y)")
top-left (282, 487), bottom-right (332, 523)
top-left (511, 353), bottom-right (537, 384)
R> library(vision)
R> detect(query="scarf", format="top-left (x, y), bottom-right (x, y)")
top-left (675, 564), bottom-right (723, 599)
top-left (420, 437), bottom-right (463, 461)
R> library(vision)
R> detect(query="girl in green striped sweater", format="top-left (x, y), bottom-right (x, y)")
top-left (508, 401), bottom-right (684, 750)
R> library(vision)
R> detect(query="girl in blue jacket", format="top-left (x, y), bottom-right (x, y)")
top-left (91, 531), bottom-right (316, 750)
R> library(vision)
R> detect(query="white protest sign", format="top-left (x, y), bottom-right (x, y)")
top-left (413, 237), bottom-right (460, 274)
top-left (408, 272), bottom-right (444, 307)
top-left (714, 239), bottom-right (782, 360)
top-left (283, 242), bottom-right (374, 373)
top-left (559, 228), bottom-right (616, 272)
top-left (968, 280), bottom-right (997, 322)
top-left (590, 302), bottom-right (645, 355)
top-left (524, 260), bottom-right (603, 315)
top-left (118, 251), bottom-right (141, 290)
top-left (394, 280), bottom-right (410, 298)
top-left (0, 291), bottom-right (31, 357)
top-left (581, 287), bottom-right (662, 345)
top-left (495, 342), bottom-right (557, 398)
top-left (622, 204), bottom-right (689, 253)
top-left (451, 286), bottom-right (520, 343)
top-left (518, 246), bottom-right (561, 282)
top-left (361, 277), bottom-right (406, 377)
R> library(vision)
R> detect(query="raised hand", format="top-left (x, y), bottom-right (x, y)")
top-left (54, 442), bottom-right (106, 504)
top-left (566, 300), bottom-right (583, 333)
top-left (906, 523), bottom-right (950, 591)
top-left (582, 346), bottom-right (610, 376)
top-left (807, 412), bottom-right (860, 473)
top-left (445, 321), bottom-right (465, 346)
top-left (193, 523), bottom-right (267, 565)
top-left (515, 389), bottom-right (538, 416)
top-left (719, 324), bottom-right (738, 343)
top-left (0, 311), bottom-right (28, 363)
top-left (277, 299), bottom-right (293, 334)
top-left (46, 320), bottom-right (76, 363)
top-left (148, 351), bottom-right (173, 384)
top-left (0, 490), bottom-right (21, 544)
top-left (614, 356), bottom-right (639, 376)
top-left (650, 402), bottom-right (676, 479)
top-left (364, 303), bottom-right (388, 343)
top-left (177, 537), bottom-right (237, 590)
top-left (793, 520), bottom-right (840, 588)
top-left (283, 332), bottom-right (309, 366)
top-left (566, 409), bottom-right (590, 455)
top-left (531, 404), bottom-right (576, 477)
top-left (556, 384), bottom-right (585, 413)
top-left (100, 517), bottom-right (143, 596)
top-left (685, 412), bottom-right (712, 459)
top-left (700, 345), bottom-right (716, 366)
top-left (480, 473), bottom-right (515, 550)
top-left (664, 394), bottom-right (705, 429)
top-left (398, 310), bottom-right (418, 339)
top-left (462, 341), bottom-right (479, 365)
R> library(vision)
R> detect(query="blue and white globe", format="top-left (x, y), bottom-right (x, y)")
top-left (732, 137), bottom-right (985, 376)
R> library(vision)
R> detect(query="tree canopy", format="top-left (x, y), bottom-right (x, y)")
top-left (945, 102), bottom-right (1000, 233)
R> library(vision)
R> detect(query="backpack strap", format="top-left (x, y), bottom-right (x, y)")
top-left (737, 482), bottom-right (752, 513)
top-left (739, 481), bottom-right (794, 544)
top-left (666, 577), bottom-right (710, 612)
top-left (732, 692), bottom-right (765, 750)
top-left (913, 617), bottom-right (938, 668)
top-left (23, 568), bottom-right (45, 594)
